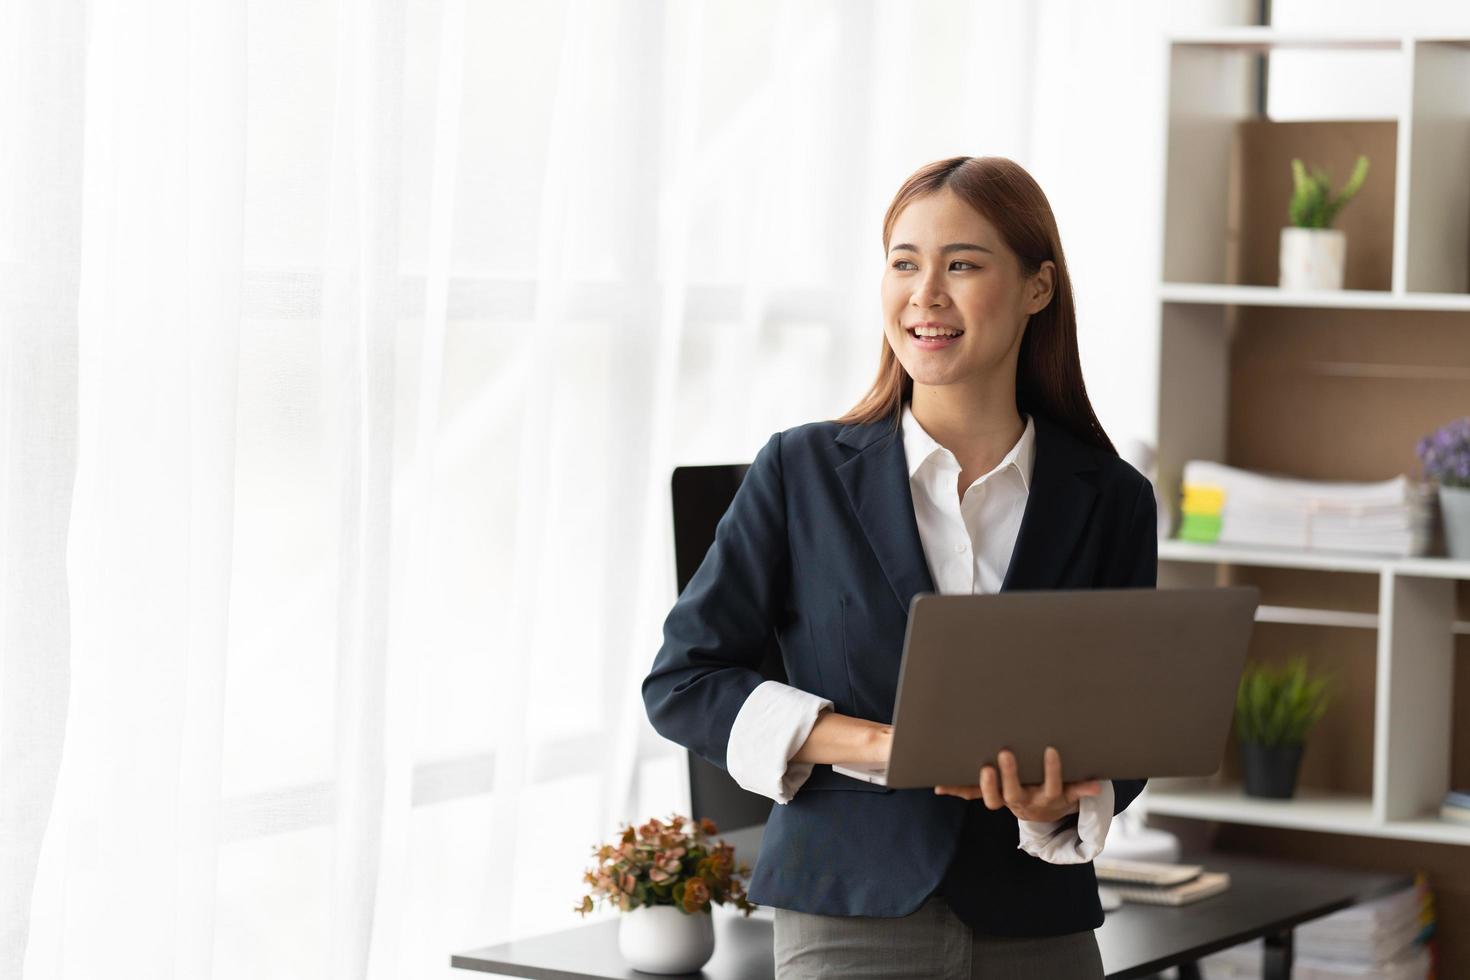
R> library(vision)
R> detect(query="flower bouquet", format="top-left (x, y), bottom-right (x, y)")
top-left (574, 814), bottom-right (755, 974)
top-left (1416, 416), bottom-right (1470, 559)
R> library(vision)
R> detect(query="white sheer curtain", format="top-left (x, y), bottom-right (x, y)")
top-left (0, 1), bottom-right (1246, 976)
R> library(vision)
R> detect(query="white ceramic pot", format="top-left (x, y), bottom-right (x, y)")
top-left (1440, 484), bottom-right (1470, 560)
top-left (617, 904), bottom-right (715, 974)
top-left (1279, 226), bottom-right (1347, 290)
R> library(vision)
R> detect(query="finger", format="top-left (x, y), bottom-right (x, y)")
top-left (998, 750), bottom-right (1025, 806)
top-left (934, 784), bottom-right (982, 801)
top-left (1066, 779), bottom-right (1103, 801)
top-left (1043, 746), bottom-right (1062, 801)
top-left (980, 765), bottom-right (1005, 810)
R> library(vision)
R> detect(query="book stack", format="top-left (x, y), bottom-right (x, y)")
top-left (1197, 873), bottom-right (1437, 979)
top-left (1177, 460), bottom-right (1435, 557)
top-left (1438, 789), bottom-right (1470, 825)
top-left (1093, 857), bottom-right (1230, 906)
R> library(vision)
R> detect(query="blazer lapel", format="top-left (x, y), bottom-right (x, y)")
top-left (834, 409), bottom-right (1101, 615)
top-left (835, 420), bottom-right (935, 615)
top-left (1000, 411), bottom-right (1101, 592)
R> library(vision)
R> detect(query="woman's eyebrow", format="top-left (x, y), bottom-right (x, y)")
top-left (890, 242), bottom-right (994, 255)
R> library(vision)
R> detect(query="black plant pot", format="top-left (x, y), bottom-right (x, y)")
top-left (1240, 741), bottom-right (1305, 799)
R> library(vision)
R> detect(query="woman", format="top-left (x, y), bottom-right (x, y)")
top-left (642, 156), bottom-right (1156, 979)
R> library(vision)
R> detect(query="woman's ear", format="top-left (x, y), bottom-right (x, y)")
top-left (1026, 261), bottom-right (1056, 315)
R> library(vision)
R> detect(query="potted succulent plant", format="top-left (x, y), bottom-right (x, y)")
top-left (575, 813), bottom-right (755, 974)
top-left (1235, 656), bottom-right (1334, 799)
top-left (1279, 154), bottom-right (1369, 291)
top-left (1416, 416), bottom-right (1470, 560)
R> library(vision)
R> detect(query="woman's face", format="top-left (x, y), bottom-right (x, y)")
top-left (881, 187), bottom-right (1054, 393)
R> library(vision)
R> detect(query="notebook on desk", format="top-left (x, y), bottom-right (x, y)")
top-left (829, 586), bottom-right (1260, 789)
top-left (1095, 857), bottom-right (1233, 906)
top-left (1110, 873), bottom-right (1232, 906)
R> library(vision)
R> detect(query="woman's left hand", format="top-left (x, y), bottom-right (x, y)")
top-left (934, 746), bottom-right (1101, 823)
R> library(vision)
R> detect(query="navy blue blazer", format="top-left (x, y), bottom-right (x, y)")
top-left (641, 406), bottom-right (1158, 937)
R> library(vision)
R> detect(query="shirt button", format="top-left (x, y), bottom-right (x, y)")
top-left (954, 541), bottom-right (967, 553)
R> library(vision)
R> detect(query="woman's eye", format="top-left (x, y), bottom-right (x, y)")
top-left (890, 260), bottom-right (978, 271)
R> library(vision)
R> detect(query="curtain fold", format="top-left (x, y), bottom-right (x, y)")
top-left (17, 0), bottom-right (246, 974)
top-left (0, 1), bottom-right (1212, 976)
top-left (0, 0), bottom-right (84, 971)
top-left (318, 0), bottom-right (406, 976)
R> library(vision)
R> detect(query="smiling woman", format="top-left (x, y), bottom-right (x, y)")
top-left (885, 194), bottom-right (1043, 376)
top-left (849, 155), bottom-right (1113, 466)
top-left (643, 155), bottom-right (1157, 980)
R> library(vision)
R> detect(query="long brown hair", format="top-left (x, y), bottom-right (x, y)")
top-left (832, 155), bottom-right (1115, 456)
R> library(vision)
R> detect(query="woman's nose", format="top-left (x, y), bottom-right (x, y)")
top-left (911, 279), bottom-right (947, 307)
top-left (909, 265), bottom-right (949, 306)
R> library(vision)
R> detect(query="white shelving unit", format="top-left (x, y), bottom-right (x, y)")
top-left (1159, 282), bottom-right (1470, 312)
top-left (1144, 28), bottom-right (1470, 848)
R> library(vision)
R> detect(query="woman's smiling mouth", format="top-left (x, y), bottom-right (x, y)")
top-left (906, 322), bottom-right (964, 349)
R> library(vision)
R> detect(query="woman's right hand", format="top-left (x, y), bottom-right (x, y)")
top-left (791, 710), bottom-right (893, 766)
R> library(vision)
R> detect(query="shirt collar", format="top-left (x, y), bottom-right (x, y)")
top-left (900, 401), bottom-right (1035, 492)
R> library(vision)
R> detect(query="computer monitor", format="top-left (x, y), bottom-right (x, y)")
top-left (670, 463), bottom-right (788, 834)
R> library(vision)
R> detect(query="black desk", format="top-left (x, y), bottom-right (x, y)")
top-left (452, 825), bottom-right (1411, 980)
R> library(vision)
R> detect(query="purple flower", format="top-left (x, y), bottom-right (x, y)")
top-left (1416, 417), bottom-right (1470, 488)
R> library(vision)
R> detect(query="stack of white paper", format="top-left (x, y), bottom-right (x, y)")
top-left (1196, 882), bottom-right (1432, 979)
top-left (1181, 460), bottom-right (1435, 557)
top-left (1198, 939), bottom-right (1429, 980)
top-left (1293, 883), bottom-right (1425, 963)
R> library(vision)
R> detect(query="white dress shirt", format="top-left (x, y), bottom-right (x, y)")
top-left (724, 403), bottom-right (1114, 865)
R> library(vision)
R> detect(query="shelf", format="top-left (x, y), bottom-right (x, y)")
top-left (1379, 815), bottom-right (1470, 846)
top-left (1387, 555), bottom-right (1470, 580)
top-left (1144, 780), bottom-right (1470, 846)
top-left (1144, 779), bottom-right (1376, 833)
top-left (1166, 28), bottom-right (1404, 51)
top-left (1157, 539), bottom-right (1470, 580)
top-left (1255, 604), bottom-right (1379, 630)
top-left (1159, 282), bottom-right (1470, 311)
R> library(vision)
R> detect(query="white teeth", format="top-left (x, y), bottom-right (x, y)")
top-left (913, 327), bottom-right (961, 338)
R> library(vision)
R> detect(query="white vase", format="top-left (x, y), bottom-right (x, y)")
top-left (617, 904), bottom-right (715, 974)
top-left (1279, 226), bottom-right (1347, 290)
top-left (1440, 485), bottom-right (1470, 560)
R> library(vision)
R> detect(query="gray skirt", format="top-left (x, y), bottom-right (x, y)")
top-left (772, 894), bottom-right (1104, 980)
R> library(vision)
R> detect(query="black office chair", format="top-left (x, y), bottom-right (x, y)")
top-left (670, 463), bottom-right (787, 833)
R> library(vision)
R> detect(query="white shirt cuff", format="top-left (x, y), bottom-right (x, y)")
top-left (1014, 780), bottom-right (1115, 864)
top-left (725, 680), bottom-right (834, 804)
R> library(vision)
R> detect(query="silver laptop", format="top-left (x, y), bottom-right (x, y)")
top-left (831, 586), bottom-right (1260, 789)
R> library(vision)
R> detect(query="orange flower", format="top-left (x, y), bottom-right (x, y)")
top-left (682, 877), bottom-right (711, 913)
